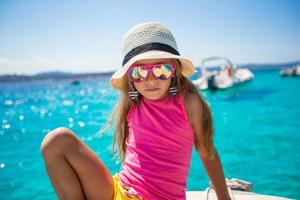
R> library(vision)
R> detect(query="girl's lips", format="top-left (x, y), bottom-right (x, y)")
top-left (145, 88), bottom-right (160, 92)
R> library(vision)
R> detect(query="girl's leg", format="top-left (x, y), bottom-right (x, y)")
top-left (41, 127), bottom-right (114, 200)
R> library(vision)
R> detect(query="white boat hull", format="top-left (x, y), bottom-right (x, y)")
top-left (193, 68), bottom-right (254, 90)
top-left (280, 65), bottom-right (300, 76)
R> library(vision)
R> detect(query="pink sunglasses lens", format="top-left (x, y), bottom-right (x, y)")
top-left (128, 67), bottom-right (148, 82)
top-left (152, 64), bottom-right (173, 80)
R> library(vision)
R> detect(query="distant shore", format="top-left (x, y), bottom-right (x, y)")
top-left (0, 71), bottom-right (114, 83)
top-left (0, 61), bottom-right (298, 83)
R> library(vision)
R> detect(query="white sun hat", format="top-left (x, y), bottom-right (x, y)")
top-left (110, 21), bottom-right (195, 90)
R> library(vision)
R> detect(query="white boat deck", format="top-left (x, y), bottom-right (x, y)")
top-left (186, 190), bottom-right (293, 200)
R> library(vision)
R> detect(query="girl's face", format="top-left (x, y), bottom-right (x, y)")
top-left (130, 58), bottom-right (176, 100)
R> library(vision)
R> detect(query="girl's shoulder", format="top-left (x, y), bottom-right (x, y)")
top-left (182, 91), bottom-right (204, 122)
top-left (182, 91), bottom-right (201, 107)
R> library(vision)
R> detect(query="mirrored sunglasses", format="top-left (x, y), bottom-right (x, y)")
top-left (127, 63), bottom-right (175, 82)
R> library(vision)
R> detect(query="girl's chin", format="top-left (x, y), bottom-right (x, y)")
top-left (142, 92), bottom-right (169, 100)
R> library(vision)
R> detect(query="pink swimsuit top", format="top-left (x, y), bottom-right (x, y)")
top-left (119, 94), bottom-right (195, 200)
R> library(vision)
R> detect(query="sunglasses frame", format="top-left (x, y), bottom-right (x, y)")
top-left (126, 63), bottom-right (176, 82)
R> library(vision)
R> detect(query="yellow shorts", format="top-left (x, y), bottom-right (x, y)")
top-left (113, 174), bottom-right (142, 200)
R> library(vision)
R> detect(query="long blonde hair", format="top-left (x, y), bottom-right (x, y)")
top-left (111, 61), bottom-right (214, 160)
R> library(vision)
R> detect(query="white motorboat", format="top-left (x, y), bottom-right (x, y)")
top-left (192, 57), bottom-right (254, 90)
top-left (280, 64), bottom-right (300, 77)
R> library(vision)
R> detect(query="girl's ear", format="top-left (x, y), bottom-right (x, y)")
top-left (129, 81), bottom-right (136, 90)
top-left (125, 76), bottom-right (132, 89)
top-left (170, 76), bottom-right (175, 85)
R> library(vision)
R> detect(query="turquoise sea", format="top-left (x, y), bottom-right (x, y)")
top-left (0, 69), bottom-right (299, 199)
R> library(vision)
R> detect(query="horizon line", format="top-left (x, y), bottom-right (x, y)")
top-left (0, 60), bottom-right (299, 76)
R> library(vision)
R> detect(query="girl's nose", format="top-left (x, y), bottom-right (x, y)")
top-left (146, 72), bottom-right (157, 82)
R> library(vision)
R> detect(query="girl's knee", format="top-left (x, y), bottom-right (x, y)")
top-left (40, 127), bottom-right (77, 156)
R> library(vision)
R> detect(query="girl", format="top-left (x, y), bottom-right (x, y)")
top-left (41, 22), bottom-right (231, 200)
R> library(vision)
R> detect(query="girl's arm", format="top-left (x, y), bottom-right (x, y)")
top-left (185, 93), bottom-right (231, 200)
top-left (198, 147), bottom-right (231, 200)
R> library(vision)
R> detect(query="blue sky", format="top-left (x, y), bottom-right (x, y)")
top-left (0, 0), bottom-right (299, 75)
